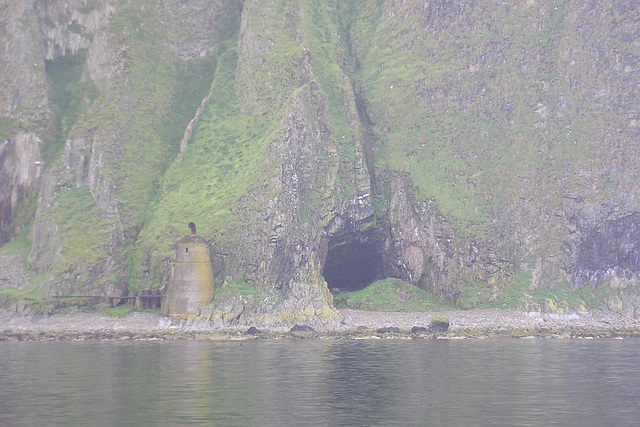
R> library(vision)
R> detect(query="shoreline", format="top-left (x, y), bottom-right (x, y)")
top-left (1, 308), bottom-right (640, 341)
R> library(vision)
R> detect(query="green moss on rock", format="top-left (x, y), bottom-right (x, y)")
top-left (334, 278), bottom-right (455, 311)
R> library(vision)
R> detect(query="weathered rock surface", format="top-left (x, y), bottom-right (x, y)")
top-left (0, 133), bottom-right (42, 242)
top-left (0, 1), bottom-right (50, 122)
top-left (429, 315), bottom-right (450, 333)
top-left (0, 252), bottom-right (30, 290)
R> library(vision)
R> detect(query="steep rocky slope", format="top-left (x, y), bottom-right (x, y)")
top-left (1, 0), bottom-right (639, 322)
top-left (2, 0), bottom-right (243, 298)
top-left (349, 0), bottom-right (640, 312)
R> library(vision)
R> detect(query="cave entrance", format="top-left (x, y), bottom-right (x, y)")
top-left (323, 235), bottom-right (386, 294)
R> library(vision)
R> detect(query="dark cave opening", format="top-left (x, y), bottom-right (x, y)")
top-left (323, 238), bottom-right (386, 293)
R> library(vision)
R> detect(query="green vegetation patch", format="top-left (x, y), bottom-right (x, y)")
top-left (456, 266), bottom-right (612, 311)
top-left (102, 1), bottom-right (243, 244)
top-left (0, 117), bottom-right (20, 141)
top-left (103, 304), bottom-right (133, 318)
top-left (0, 286), bottom-right (40, 300)
top-left (1, 188), bottom-right (38, 249)
top-left (44, 50), bottom-right (100, 162)
top-left (130, 42), bottom-right (280, 288)
top-left (348, 0), bottom-right (620, 242)
top-left (528, 282), bottom-right (612, 312)
top-left (0, 228), bottom-right (32, 260)
top-left (334, 278), bottom-right (455, 311)
top-left (53, 187), bottom-right (110, 276)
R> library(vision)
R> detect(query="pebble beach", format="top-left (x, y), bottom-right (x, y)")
top-left (2, 308), bottom-right (640, 341)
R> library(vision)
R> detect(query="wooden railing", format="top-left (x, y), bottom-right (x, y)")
top-left (46, 289), bottom-right (163, 310)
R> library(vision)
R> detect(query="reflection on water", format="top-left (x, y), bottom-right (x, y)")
top-left (2, 339), bottom-right (640, 426)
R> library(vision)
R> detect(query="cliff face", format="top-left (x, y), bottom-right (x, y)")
top-left (348, 0), bottom-right (640, 312)
top-left (1, 0), bottom-right (243, 297)
top-left (0, 1), bottom-right (47, 245)
top-left (1, 0), bottom-right (640, 320)
top-left (134, 1), bottom-right (375, 323)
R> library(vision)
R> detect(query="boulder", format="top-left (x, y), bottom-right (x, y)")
top-left (245, 326), bottom-right (261, 336)
top-left (377, 326), bottom-right (400, 334)
top-left (429, 315), bottom-right (450, 333)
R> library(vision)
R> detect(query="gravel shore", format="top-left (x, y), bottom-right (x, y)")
top-left (1, 308), bottom-right (639, 341)
top-left (338, 308), bottom-right (640, 334)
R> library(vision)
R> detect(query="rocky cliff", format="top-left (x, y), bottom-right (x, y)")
top-left (1, 0), bottom-right (639, 322)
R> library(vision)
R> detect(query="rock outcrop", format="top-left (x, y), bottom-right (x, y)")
top-left (0, 133), bottom-right (42, 243)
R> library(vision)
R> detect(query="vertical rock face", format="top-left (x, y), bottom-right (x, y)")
top-left (569, 214), bottom-right (640, 289)
top-left (0, 0), bottom-right (48, 245)
top-left (384, 173), bottom-right (457, 298)
top-left (23, 0), bottom-right (123, 296)
top-left (343, 0), bottom-right (640, 311)
top-left (192, 1), bottom-right (374, 322)
top-left (0, 134), bottom-right (41, 243)
top-left (0, 1), bottom-right (50, 122)
top-left (382, 172), bottom-right (513, 305)
top-left (562, 212), bottom-right (640, 316)
top-left (34, 0), bottom-right (117, 60)
top-left (162, 231), bottom-right (215, 318)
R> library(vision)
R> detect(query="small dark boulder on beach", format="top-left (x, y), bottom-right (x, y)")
top-left (411, 326), bottom-right (429, 334)
top-left (245, 326), bottom-right (261, 336)
top-left (290, 324), bottom-right (316, 333)
top-left (429, 315), bottom-right (450, 333)
top-left (377, 327), bottom-right (400, 334)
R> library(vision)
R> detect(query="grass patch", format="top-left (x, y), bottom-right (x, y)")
top-left (0, 286), bottom-right (38, 299)
top-left (456, 265), bottom-right (613, 311)
top-left (0, 234), bottom-right (30, 253)
top-left (102, 1), bottom-right (243, 245)
top-left (334, 278), bottom-right (455, 311)
top-left (53, 187), bottom-right (110, 276)
top-left (1, 188), bottom-right (38, 248)
top-left (103, 304), bottom-right (133, 318)
top-left (130, 40), bottom-right (280, 288)
top-left (0, 117), bottom-right (20, 141)
top-left (0, 228), bottom-right (32, 259)
top-left (530, 282), bottom-right (612, 312)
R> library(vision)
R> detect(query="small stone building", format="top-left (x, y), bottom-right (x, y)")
top-left (161, 223), bottom-right (215, 318)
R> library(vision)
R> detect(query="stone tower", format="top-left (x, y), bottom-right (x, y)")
top-left (161, 223), bottom-right (215, 318)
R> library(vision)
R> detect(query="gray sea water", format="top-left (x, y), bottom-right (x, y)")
top-left (1, 338), bottom-right (640, 426)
